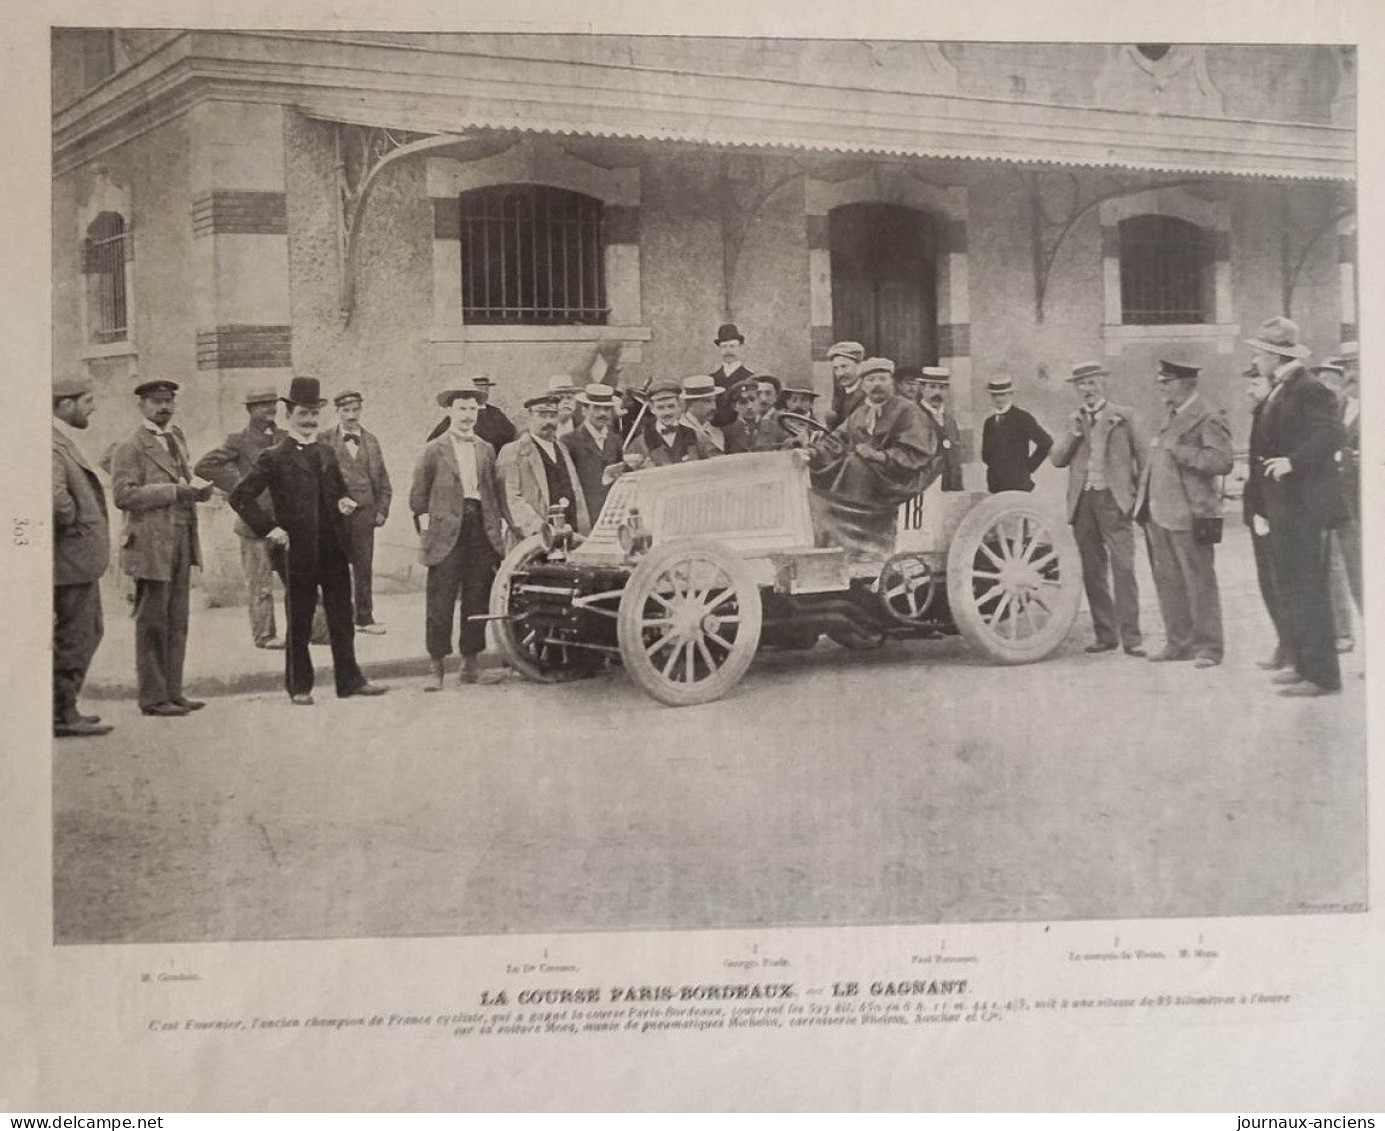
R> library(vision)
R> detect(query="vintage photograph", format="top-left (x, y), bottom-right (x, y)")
top-left (50, 32), bottom-right (1364, 945)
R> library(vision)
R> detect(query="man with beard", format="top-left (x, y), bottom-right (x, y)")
top-left (825, 341), bottom-right (866, 429)
top-left (497, 394), bottom-right (591, 546)
top-left (229, 376), bottom-right (388, 705)
top-left (780, 375), bottom-right (823, 421)
top-left (110, 378), bottom-right (213, 717)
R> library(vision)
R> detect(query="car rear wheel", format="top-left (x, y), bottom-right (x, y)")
top-left (490, 534), bottom-right (604, 682)
top-left (945, 492), bottom-right (1081, 664)
top-left (617, 540), bottom-right (763, 707)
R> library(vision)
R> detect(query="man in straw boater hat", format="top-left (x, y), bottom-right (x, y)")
top-left (229, 376), bottom-right (388, 705)
top-left (1244, 316), bottom-right (1348, 696)
top-left (824, 340), bottom-right (867, 429)
top-left (496, 391), bottom-right (591, 549)
top-left (562, 382), bottom-right (627, 519)
top-left (709, 321), bottom-right (755, 428)
top-left (195, 386), bottom-right (288, 650)
top-left (110, 377), bottom-right (214, 717)
top-left (1050, 362), bottom-right (1147, 657)
top-left (410, 386), bottom-right (507, 690)
top-left (912, 366), bottom-right (964, 492)
top-left (1131, 356), bottom-right (1235, 669)
top-left (678, 373), bottom-right (727, 454)
top-left (322, 389), bottom-right (393, 635)
top-left (980, 376), bottom-right (1053, 494)
top-left (805, 357), bottom-right (937, 563)
top-left (52, 374), bottom-right (113, 737)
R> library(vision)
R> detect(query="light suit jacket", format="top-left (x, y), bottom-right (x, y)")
top-left (110, 424), bottom-right (202, 580)
top-left (1133, 395), bottom-right (1234, 531)
top-left (496, 432), bottom-right (592, 540)
top-left (1049, 401), bottom-right (1144, 520)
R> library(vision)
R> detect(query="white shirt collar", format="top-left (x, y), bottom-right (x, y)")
top-left (287, 428), bottom-right (317, 446)
top-left (53, 416), bottom-right (85, 442)
top-left (142, 419), bottom-right (172, 438)
top-left (448, 426), bottom-right (478, 442)
top-left (584, 419), bottom-right (609, 442)
top-left (532, 435), bottom-right (558, 458)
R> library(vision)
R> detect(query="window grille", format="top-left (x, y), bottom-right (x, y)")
top-left (84, 211), bottom-right (129, 343)
top-left (1118, 214), bottom-right (1210, 325)
top-left (459, 185), bottom-right (607, 325)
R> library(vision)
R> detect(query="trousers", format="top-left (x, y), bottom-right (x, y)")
top-left (342, 507), bottom-right (378, 625)
top-left (1071, 488), bottom-right (1141, 647)
top-left (274, 538), bottom-right (366, 697)
top-left (54, 581), bottom-right (103, 723)
top-left (1145, 522), bottom-right (1223, 662)
top-left (1270, 513), bottom-right (1341, 692)
top-left (239, 534), bottom-right (278, 644)
top-left (133, 527), bottom-right (192, 708)
top-left (425, 501), bottom-right (498, 659)
top-left (1251, 527), bottom-right (1293, 665)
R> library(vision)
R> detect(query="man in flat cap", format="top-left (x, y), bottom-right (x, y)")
top-left (679, 374), bottom-right (727, 454)
top-left (1245, 317), bottom-right (1347, 696)
top-left (110, 378), bottom-right (213, 717)
top-left (497, 394), bottom-right (591, 548)
top-left (1050, 363), bottom-right (1146, 657)
top-left (825, 341), bottom-right (867, 430)
top-left (913, 367), bottom-right (964, 492)
top-left (426, 374), bottom-right (518, 452)
top-left (563, 383), bottom-right (627, 519)
top-left (981, 377), bottom-right (1053, 493)
top-left (625, 379), bottom-right (717, 466)
top-left (723, 376), bottom-right (764, 454)
top-left (1133, 358), bottom-right (1235, 669)
top-left (709, 322), bottom-right (755, 428)
top-left (194, 386), bottom-right (288, 650)
top-left (807, 357), bottom-right (936, 560)
top-left (322, 389), bottom-right (392, 635)
top-left (229, 376), bottom-right (388, 705)
top-left (411, 387), bottom-right (507, 690)
top-left (52, 375), bottom-right (113, 737)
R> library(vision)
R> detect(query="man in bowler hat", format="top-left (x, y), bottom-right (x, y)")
top-left (709, 322), bottom-right (755, 428)
top-left (110, 378), bottom-right (213, 716)
top-left (981, 377), bottom-right (1053, 493)
top-left (229, 376), bottom-right (387, 705)
top-left (53, 375), bottom-right (113, 737)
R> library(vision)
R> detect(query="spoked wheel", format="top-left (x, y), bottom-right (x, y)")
top-left (617, 540), bottom-right (763, 707)
top-left (490, 535), bottom-right (604, 682)
top-left (877, 552), bottom-right (941, 626)
top-left (945, 492), bottom-right (1081, 664)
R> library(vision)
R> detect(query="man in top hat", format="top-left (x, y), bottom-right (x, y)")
top-left (194, 387), bottom-right (288, 650)
top-left (780, 374), bottom-right (822, 421)
top-left (411, 387), bottom-right (507, 690)
top-left (497, 394), bottom-right (591, 548)
top-left (679, 374), bottom-right (727, 453)
top-left (110, 378), bottom-right (213, 717)
top-left (626, 379), bottom-right (718, 467)
top-left (981, 377), bottom-right (1053, 493)
top-left (1132, 358), bottom-right (1235, 668)
top-left (722, 376), bottom-right (764, 454)
top-left (1245, 317), bottom-right (1347, 695)
top-left (709, 323), bottom-right (754, 428)
top-left (563, 382), bottom-right (627, 519)
top-left (321, 389), bottom-right (392, 635)
top-left (807, 358), bottom-right (936, 553)
top-left (1241, 362), bottom-right (1293, 672)
top-left (1050, 362), bottom-right (1147, 657)
top-left (427, 374), bottom-right (519, 450)
top-left (53, 375), bottom-right (113, 737)
top-left (229, 376), bottom-right (388, 705)
top-left (825, 341), bottom-right (867, 430)
top-left (914, 367), bottom-right (964, 492)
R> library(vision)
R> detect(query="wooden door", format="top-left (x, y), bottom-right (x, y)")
top-left (830, 203), bottom-right (937, 365)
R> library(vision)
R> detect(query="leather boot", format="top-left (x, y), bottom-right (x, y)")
top-left (459, 654), bottom-right (500, 685)
top-left (425, 658), bottom-right (446, 692)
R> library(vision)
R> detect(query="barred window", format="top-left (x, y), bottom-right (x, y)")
top-left (1118, 214), bottom-right (1211, 325)
top-left (459, 185), bottom-right (607, 326)
top-left (84, 211), bottom-right (129, 343)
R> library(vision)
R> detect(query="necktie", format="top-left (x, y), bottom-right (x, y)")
top-left (158, 432), bottom-right (189, 479)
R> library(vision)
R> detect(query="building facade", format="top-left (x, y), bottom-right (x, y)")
top-left (52, 32), bottom-right (1356, 595)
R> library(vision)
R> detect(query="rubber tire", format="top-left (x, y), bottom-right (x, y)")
top-left (945, 491), bottom-right (1082, 664)
top-left (490, 534), bottom-right (601, 683)
top-left (617, 539), bottom-right (763, 707)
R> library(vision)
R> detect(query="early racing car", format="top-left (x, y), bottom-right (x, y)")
top-left (488, 448), bottom-right (1083, 707)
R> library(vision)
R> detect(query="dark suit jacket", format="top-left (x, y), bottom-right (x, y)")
top-left (810, 395), bottom-right (937, 507)
top-left (1339, 397), bottom-right (1360, 518)
top-left (52, 425), bottom-right (110, 586)
top-left (228, 438), bottom-right (352, 568)
top-left (709, 363), bottom-right (754, 428)
top-left (921, 404), bottom-right (965, 491)
top-left (626, 421), bottom-right (716, 467)
top-left (194, 422), bottom-right (286, 537)
top-left (1257, 364), bottom-right (1348, 530)
top-left (981, 406), bottom-right (1053, 493)
top-left (408, 434), bottom-right (506, 565)
top-left (1243, 400), bottom-right (1272, 527)
top-left (110, 424), bottom-right (202, 580)
top-left (1050, 401), bottom-right (1144, 520)
top-left (561, 424), bottom-right (624, 521)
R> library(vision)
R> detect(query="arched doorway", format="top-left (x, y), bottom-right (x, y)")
top-left (829, 203), bottom-right (938, 365)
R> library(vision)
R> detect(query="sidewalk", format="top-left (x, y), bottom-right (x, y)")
top-left (82, 589), bottom-right (472, 700)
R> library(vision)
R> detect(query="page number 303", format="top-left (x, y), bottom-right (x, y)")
top-left (12, 517), bottom-right (32, 547)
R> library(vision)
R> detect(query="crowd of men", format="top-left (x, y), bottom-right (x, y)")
top-left (51, 316), bottom-right (1361, 735)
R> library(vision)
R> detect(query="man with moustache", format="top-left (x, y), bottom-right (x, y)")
top-left (980, 377), bottom-right (1053, 493)
top-left (411, 387), bottom-right (507, 690)
top-left (825, 341), bottom-right (867, 429)
top-left (195, 387), bottom-right (287, 650)
top-left (678, 374), bottom-right (727, 453)
top-left (709, 322), bottom-right (755, 428)
top-left (1132, 359), bottom-right (1235, 669)
top-left (497, 394), bottom-right (591, 546)
top-left (624, 380), bottom-right (717, 467)
top-left (1050, 362), bottom-right (1146, 657)
top-left (229, 376), bottom-right (388, 705)
top-left (779, 375), bottom-right (823, 422)
top-left (52, 375), bottom-right (113, 737)
top-left (110, 378), bottom-right (213, 717)
top-left (1245, 317), bottom-right (1347, 696)
top-left (913, 367), bottom-right (964, 492)
top-left (1240, 363), bottom-right (1293, 672)
top-left (425, 374), bottom-right (518, 451)
top-left (321, 389), bottom-right (392, 635)
top-left (562, 383), bottom-right (627, 519)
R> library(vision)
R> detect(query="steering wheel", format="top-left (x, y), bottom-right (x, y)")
top-left (777, 412), bottom-right (827, 444)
